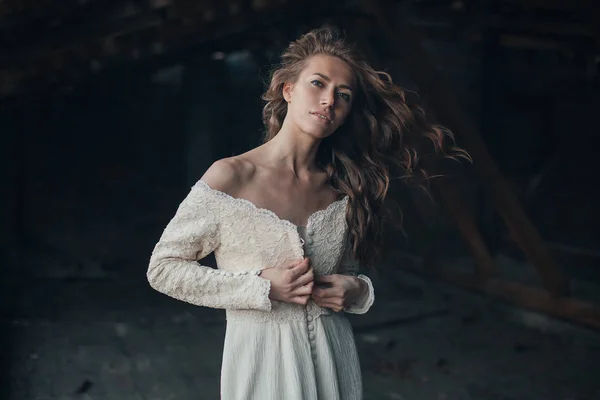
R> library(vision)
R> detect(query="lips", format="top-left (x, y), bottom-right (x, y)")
top-left (310, 111), bottom-right (333, 124)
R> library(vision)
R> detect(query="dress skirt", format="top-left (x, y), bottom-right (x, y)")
top-left (220, 312), bottom-right (362, 400)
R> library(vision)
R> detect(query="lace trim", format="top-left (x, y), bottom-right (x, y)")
top-left (344, 274), bottom-right (375, 314)
top-left (256, 272), bottom-right (273, 312)
top-left (196, 179), bottom-right (348, 230)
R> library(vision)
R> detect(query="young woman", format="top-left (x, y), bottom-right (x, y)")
top-left (147, 27), bottom-right (464, 400)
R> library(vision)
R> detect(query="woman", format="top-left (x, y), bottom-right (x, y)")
top-left (147, 27), bottom-right (464, 399)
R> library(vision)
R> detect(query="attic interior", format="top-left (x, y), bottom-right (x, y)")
top-left (1, 0), bottom-right (599, 399)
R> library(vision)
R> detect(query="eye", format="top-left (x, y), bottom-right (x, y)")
top-left (338, 92), bottom-right (351, 101)
top-left (311, 80), bottom-right (324, 87)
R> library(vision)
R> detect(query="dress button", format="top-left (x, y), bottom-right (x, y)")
top-left (307, 229), bottom-right (314, 236)
top-left (306, 305), bottom-right (312, 312)
top-left (309, 333), bottom-right (315, 340)
top-left (307, 238), bottom-right (314, 245)
top-left (308, 324), bottom-right (314, 331)
top-left (306, 250), bottom-right (312, 256)
top-left (307, 315), bottom-right (313, 322)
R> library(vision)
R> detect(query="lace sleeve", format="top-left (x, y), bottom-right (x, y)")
top-left (147, 181), bottom-right (272, 311)
top-left (338, 243), bottom-right (375, 315)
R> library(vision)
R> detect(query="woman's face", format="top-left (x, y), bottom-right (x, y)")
top-left (283, 55), bottom-right (355, 139)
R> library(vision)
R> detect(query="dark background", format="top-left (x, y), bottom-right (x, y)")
top-left (1, 0), bottom-right (599, 399)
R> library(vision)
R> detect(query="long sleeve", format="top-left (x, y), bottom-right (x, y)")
top-left (337, 243), bottom-right (375, 315)
top-left (147, 181), bottom-right (272, 311)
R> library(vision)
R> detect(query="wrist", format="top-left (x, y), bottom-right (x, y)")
top-left (357, 276), bottom-right (367, 296)
top-left (351, 276), bottom-right (366, 303)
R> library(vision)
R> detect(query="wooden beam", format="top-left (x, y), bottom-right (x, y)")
top-left (397, 261), bottom-right (600, 331)
top-left (498, 0), bottom-right (598, 13)
top-left (0, 0), bottom-right (322, 101)
top-left (411, 22), bottom-right (594, 54)
top-left (2, 1), bottom-right (595, 100)
top-left (411, 8), bottom-right (599, 38)
top-left (363, 0), bottom-right (570, 297)
top-left (0, 4), bottom-right (166, 69)
top-left (1, 0), bottom-right (287, 70)
top-left (435, 178), bottom-right (499, 279)
top-left (545, 242), bottom-right (600, 259)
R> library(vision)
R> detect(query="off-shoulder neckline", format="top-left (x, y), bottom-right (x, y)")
top-left (195, 179), bottom-right (348, 230)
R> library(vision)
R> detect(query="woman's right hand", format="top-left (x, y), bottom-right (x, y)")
top-left (259, 258), bottom-right (314, 305)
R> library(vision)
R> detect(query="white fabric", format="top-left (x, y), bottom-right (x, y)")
top-left (147, 179), bottom-right (375, 399)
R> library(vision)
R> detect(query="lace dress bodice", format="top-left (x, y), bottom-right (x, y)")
top-left (147, 179), bottom-right (374, 324)
top-left (147, 179), bottom-right (375, 400)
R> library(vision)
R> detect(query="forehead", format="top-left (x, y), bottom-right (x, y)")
top-left (300, 55), bottom-right (355, 87)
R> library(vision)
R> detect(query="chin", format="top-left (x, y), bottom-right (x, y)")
top-left (307, 128), bottom-right (334, 140)
top-left (302, 123), bottom-right (337, 139)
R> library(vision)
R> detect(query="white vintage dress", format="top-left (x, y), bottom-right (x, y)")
top-left (147, 180), bottom-right (375, 400)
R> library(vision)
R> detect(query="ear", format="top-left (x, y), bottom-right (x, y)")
top-left (283, 82), bottom-right (294, 103)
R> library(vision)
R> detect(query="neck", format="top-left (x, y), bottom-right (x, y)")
top-left (263, 117), bottom-right (322, 177)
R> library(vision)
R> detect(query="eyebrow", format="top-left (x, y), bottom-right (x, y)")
top-left (312, 73), bottom-right (354, 92)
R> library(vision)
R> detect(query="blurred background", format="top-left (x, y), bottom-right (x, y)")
top-left (1, 0), bottom-right (599, 399)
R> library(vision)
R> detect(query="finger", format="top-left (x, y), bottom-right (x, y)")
top-left (316, 298), bottom-right (344, 308)
top-left (286, 257), bottom-right (307, 269)
top-left (293, 282), bottom-right (314, 296)
top-left (289, 258), bottom-right (310, 279)
top-left (292, 268), bottom-right (314, 288)
top-left (292, 295), bottom-right (310, 305)
top-left (313, 300), bottom-right (344, 312)
top-left (312, 286), bottom-right (338, 299)
top-left (312, 292), bottom-right (344, 307)
top-left (315, 274), bottom-right (337, 283)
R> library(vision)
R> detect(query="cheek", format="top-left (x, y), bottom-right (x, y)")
top-left (305, 87), bottom-right (320, 103)
top-left (338, 104), bottom-right (352, 120)
top-left (293, 87), bottom-right (312, 108)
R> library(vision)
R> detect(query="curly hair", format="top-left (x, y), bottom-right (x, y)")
top-left (262, 27), bottom-right (468, 268)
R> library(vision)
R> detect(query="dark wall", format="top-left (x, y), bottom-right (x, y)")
top-left (1, 38), bottom-right (598, 284)
top-left (3, 68), bottom-right (190, 281)
top-left (416, 38), bottom-right (600, 256)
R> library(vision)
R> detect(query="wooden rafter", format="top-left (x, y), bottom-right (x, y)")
top-left (363, 0), bottom-right (570, 297)
top-left (397, 260), bottom-right (600, 331)
top-left (412, 8), bottom-right (599, 39)
top-left (1, 0), bottom-right (598, 101)
top-left (435, 179), bottom-right (499, 280)
top-left (0, 0), bottom-right (315, 101)
top-left (498, 0), bottom-right (598, 13)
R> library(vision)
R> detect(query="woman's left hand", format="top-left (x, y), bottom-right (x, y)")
top-left (311, 274), bottom-right (365, 312)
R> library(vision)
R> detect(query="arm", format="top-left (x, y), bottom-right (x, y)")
top-left (311, 243), bottom-right (375, 314)
top-left (337, 246), bottom-right (375, 315)
top-left (146, 179), bottom-right (272, 311)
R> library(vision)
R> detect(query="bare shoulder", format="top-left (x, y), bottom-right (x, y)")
top-left (200, 157), bottom-right (256, 197)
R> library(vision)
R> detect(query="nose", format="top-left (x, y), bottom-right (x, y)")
top-left (320, 90), bottom-right (335, 107)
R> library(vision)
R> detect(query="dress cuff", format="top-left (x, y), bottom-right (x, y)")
top-left (344, 274), bottom-right (375, 314)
